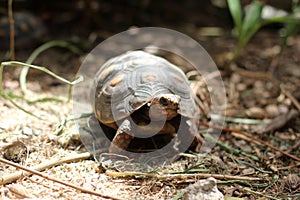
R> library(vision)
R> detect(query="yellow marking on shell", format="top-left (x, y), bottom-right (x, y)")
top-left (142, 72), bottom-right (157, 81)
top-left (171, 72), bottom-right (185, 83)
top-left (97, 65), bottom-right (115, 81)
top-left (110, 74), bottom-right (124, 87)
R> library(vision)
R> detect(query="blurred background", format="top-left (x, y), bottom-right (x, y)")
top-left (0, 0), bottom-right (298, 88)
top-left (0, 0), bottom-right (295, 49)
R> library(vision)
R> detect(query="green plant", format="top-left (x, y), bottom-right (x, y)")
top-left (19, 40), bottom-right (83, 94)
top-left (227, 0), bottom-right (300, 60)
top-left (280, 1), bottom-right (300, 51)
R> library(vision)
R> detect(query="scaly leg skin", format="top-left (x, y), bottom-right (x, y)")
top-left (176, 119), bottom-right (199, 153)
top-left (79, 115), bottom-right (108, 157)
top-left (109, 119), bottom-right (134, 154)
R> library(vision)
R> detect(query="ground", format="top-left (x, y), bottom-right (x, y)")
top-left (0, 1), bottom-right (299, 199)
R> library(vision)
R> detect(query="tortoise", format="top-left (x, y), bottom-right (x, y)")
top-left (0, 12), bottom-right (46, 50)
top-left (89, 50), bottom-right (200, 154)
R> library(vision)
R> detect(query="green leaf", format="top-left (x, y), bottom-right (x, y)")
top-left (281, 6), bottom-right (300, 49)
top-left (240, 1), bottom-right (264, 43)
top-left (227, 0), bottom-right (243, 34)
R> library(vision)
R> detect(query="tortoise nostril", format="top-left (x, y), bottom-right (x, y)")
top-left (159, 97), bottom-right (169, 106)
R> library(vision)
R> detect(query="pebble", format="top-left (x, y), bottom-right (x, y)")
top-left (22, 126), bottom-right (33, 136)
top-left (246, 107), bottom-right (266, 119)
top-left (236, 83), bottom-right (247, 91)
top-left (183, 178), bottom-right (224, 200)
top-left (265, 104), bottom-right (280, 118)
top-left (278, 104), bottom-right (289, 114)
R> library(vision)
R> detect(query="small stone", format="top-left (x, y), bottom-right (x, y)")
top-left (254, 80), bottom-right (264, 88)
top-left (265, 104), bottom-right (280, 118)
top-left (283, 98), bottom-right (292, 106)
top-left (57, 131), bottom-right (80, 148)
top-left (237, 140), bottom-right (252, 153)
top-left (285, 64), bottom-right (300, 78)
top-left (242, 168), bottom-right (255, 175)
top-left (278, 104), bottom-right (289, 114)
top-left (22, 126), bottom-right (33, 136)
top-left (277, 93), bottom-right (286, 102)
top-left (2, 141), bottom-right (28, 163)
top-left (230, 74), bottom-right (241, 83)
top-left (183, 178), bottom-right (224, 200)
top-left (246, 107), bottom-right (266, 119)
top-left (236, 83), bottom-right (247, 91)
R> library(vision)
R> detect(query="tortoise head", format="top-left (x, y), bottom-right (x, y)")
top-left (148, 94), bottom-right (180, 121)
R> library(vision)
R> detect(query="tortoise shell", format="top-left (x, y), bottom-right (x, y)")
top-left (0, 12), bottom-right (46, 49)
top-left (91, 51), bottom-right (197, 129)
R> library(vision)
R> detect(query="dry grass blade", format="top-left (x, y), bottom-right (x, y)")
top-left (0, 61), bottom-right (83, 99)
top-left (242, 188), bottom-right (281, 200)
top-left (0, 61), bottom-right (83, 119)
top-left (0, 92), bottom-right (44, 120)
top-left (105, 170), bottom-right (264, 182)
top-left (20, 40), bottom-right (83, 94)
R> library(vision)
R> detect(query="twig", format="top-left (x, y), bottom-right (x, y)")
top-left (277, 162), bottom-right (300, 170)
top-left (242, 187), bottom-right (281, 200)
top-left (106, 170), bottom-right (264, 181)
top-left (281, 85), bottom-right (300, 112)
top-left (8, 0), bottom-right (15, 60)
top-left (0, 153), bottom-right (121, 200)
top-left (199, 122), bottom-right (300, 162)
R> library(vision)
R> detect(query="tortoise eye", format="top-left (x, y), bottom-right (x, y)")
top-left (159, 97), bottom-right (169, 106)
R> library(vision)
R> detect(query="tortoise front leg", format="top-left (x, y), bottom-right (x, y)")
top-left (176, 119), bottom-right (201, 152)
top-left (109, 119), bottom-right (134, 154)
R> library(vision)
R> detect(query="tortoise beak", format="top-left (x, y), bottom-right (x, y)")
top-left (148, 94), bottom-right (180, 121)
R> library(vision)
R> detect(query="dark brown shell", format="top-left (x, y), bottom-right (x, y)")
top-left (0, 12), bottom-right (46, 49)
top-left (92, 51), bottom-right (197, 125)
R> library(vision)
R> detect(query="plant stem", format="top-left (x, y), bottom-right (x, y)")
top-left (20, 40), bottom-right (82, 94)
top-left (8, 0), bottom-right (15, 61)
